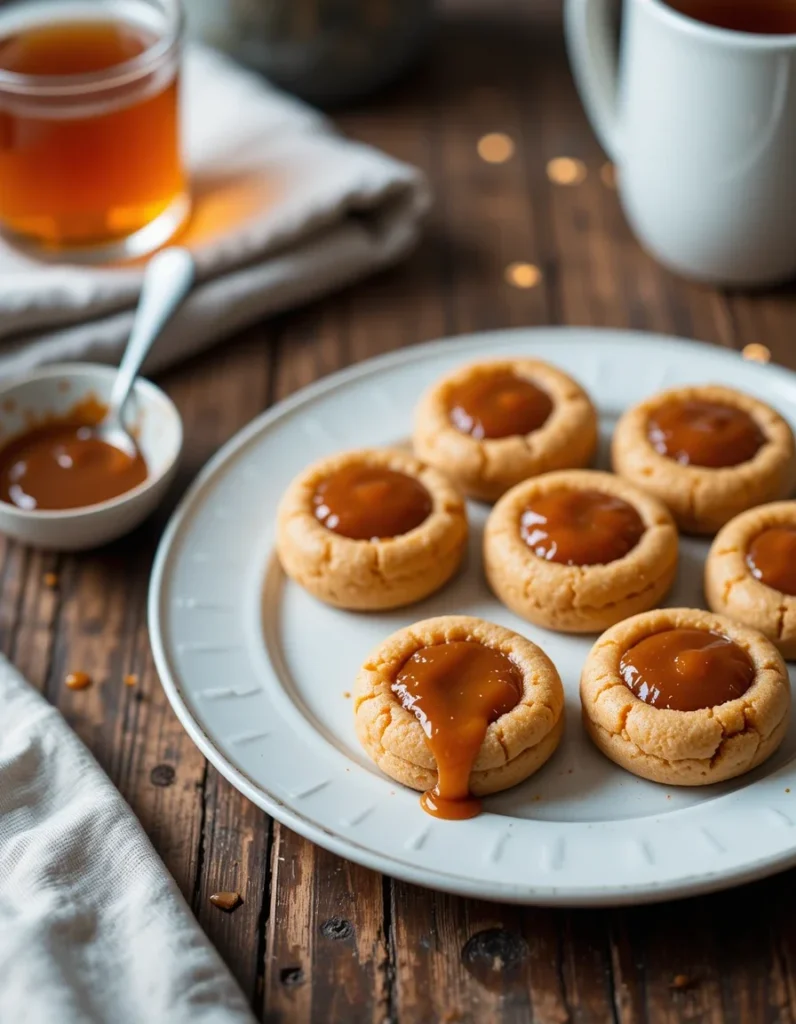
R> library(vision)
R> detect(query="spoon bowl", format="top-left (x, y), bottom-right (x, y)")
top-left (0, 364), bottom-right (182, 550)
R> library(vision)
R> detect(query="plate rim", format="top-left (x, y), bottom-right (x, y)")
top-left (148, 326), bottom-right (796, 906)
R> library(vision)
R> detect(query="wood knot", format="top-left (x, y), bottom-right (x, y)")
top-left (280, 966), bottom-right (305, 988)
top-left (150, 764), bottom-right (176, 787)
top-left (320, 917), bottom-right (354, 941)
top-left (461, 928), bottom-right (529, 991)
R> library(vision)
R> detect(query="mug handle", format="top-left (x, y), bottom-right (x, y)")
top-left (564, 0), bottom-right (622, 160)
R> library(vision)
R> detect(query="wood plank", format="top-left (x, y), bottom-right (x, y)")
top-left (392, 888), bottom-right (537, 1023)
top-left (159, 328), bottom-right (275, 1002)
top-left (262, 304), bottom-right (390, 1022)
top-left (263, 825), bottom-right (388, 1024)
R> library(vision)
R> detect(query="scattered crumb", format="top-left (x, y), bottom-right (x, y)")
top-left (124, 674), bottom-right (138, 687)
top-left (670, 974), bottom-right (696, 990)
top-left (788, 789), bottom-right (792, 794)
top-left (442, 1012), bottom-right (462, 1023)
top-left (65, 671), bottom-right (92, 690)
top-left (43, 572), bottom-right (59, 589)
top-left (209, 891), bottom-right (242, 912)
top-left (343, 691), bottom-right (351, 699)
top-left (567, 768), bottom-right (574, 774)
top-left (667, 795), bottom-right (671, 800)
top-left (532, 795), bottom-right (542, 802)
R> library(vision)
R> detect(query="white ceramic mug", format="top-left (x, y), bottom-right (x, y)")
top-left (565, 0), bottom-right (796, 285)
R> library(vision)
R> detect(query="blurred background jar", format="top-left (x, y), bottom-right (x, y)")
top-left (185, 0), bottom-right (434, 106)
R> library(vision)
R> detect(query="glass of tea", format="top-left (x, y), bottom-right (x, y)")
top-left (0, 0), bottom-right (188, 261)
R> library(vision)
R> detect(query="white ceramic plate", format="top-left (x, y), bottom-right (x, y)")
top-left (149, 328), bottom-right (796, 906)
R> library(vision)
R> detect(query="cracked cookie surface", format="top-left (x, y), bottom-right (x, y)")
top-left (612, 385), bottom-right (796, 535)
top-left (483, 470), bottom-right (678, 633)
top-left (276, 448), bottom-right (468, 610)
top-left (354, 615), bottom-right (565, 797)
top-left (706, 502), bottom-right (796, 659)
top-left (412, 358), bottom-right (598, 502)
top-left (580, 608), bottom-right (791, 785)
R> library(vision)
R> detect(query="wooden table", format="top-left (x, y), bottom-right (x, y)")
top-left (18, 1), bottom-right (796, 1020)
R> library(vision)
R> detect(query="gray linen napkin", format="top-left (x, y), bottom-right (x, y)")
top-left (0, 655), bottom-right (256, 1024)
top-left (0, 46), bottom-right (430, 377)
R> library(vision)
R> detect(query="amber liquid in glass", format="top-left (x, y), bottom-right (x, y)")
top-left (0, 10), bottom-right (184, 250)
top-left (663, 0), bottom-right (796, 33)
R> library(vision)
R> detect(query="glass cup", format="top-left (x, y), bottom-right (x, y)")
top-left (0, 0), bottom-right (188, 262)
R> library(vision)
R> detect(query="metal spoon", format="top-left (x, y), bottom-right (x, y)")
top-left (95, 247), bottom-right (195, 458)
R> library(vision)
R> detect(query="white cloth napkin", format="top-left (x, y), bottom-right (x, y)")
top-left (0, 655), bottom-right (256, 1024)
top-left (0, 46), bottom-right (430, 378)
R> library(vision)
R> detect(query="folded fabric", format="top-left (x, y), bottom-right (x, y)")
top-left (0, 45), bottom-right (430, 377)
top-left (0, 656), bottom-right (256, 1024)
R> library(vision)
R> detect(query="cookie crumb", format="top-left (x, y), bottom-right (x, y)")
top-left (209, 891), bottom-right (242, 912)
top-left (65, 671), bottom-right (92, 690)
top-left (124, 674), bottom-right (138, 687)
top-left (532, 795), bottom-right (542, 802)
top-left (670, 974), bottom-right (695, 990)
top-left (787, 788), bottom-right (791, 794)
top-left (43, 572), bottom-right (59, 588)
top-left (343, 691), bottom-right (351, 699)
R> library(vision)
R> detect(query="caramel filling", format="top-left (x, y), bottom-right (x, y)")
top-left (620, 628), bottom-right (755, 712)
top-left (520, 489), bottom-right (645, 566)
top-left (0, 406), bottom-right (147, 511)
top-left (392, 640), bottom-right (523, 820)
top-left (313, 464), bottom-right (432, 540)
top-left (647, 399), bottom-right (765, 468)
top-left (448, 370), bottom-right (553, 440)
top-left (747, 525), bottom-right (796, 596)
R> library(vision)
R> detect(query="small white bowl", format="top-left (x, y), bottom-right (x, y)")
top-left (0, 363), bottom-right (182, 551)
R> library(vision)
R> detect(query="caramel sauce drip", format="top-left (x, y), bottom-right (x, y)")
top-left (747, 526), bottom-right (796, 596)
top-left (647, 399), bottom-right (765, 468)
top-left (448, 370), bottom-right (553, 440)
top-left (313, 464), bottom-right (432, 541)
top-left (392, 641), bottom-right (523, 820)
top-left (0, 402), bottom-right (147, 511)
top-left (520, 489), bottom-right (645, 566)
top-left (620, 628), bottom-right (755, 712)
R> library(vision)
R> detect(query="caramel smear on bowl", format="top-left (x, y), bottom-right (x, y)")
top-left (0, 396), bottom-right (147, 511)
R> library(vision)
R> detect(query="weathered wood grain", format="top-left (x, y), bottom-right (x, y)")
top-left (264, 825), bottom-right (388, 1024)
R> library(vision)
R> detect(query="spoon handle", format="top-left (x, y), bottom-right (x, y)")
top-left (109, 247), bottom-right (195, 416)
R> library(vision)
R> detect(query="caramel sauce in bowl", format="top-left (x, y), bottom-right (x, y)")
top-left (0, 364), bottom-right (182, 550)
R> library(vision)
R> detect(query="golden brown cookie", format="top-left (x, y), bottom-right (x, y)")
top-left (276, 448), bottom-right (468, 610)
top-left (354, 615), bottom-right (565, 817)
top-left (612, 384), bottom-right (796, 535)
top-left (580, 608), bottom-right (791, 786)
top-left (705, 501), bottom-right (796, 659)
top-left (412, 358), bottom-right (598, 501)
top-left (483, 469), bottom-right (678, 633)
